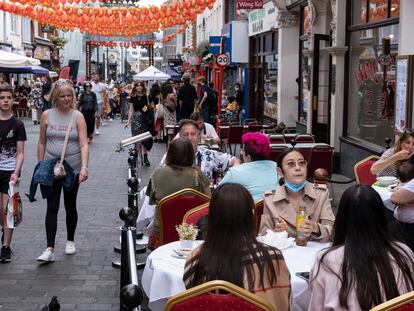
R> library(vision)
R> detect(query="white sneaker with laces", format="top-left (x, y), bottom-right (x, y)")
top-left (37, 248), bottom-right (55, 262)
top-left (65, 241), bottom-right (76, 255)
top-left (95, 130), bottom-right (100, 135)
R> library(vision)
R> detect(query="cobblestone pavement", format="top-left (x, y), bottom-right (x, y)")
top-left (0, 118), bottom-right (165, 311)
top-left (0, 117), bottom-right (352, 310)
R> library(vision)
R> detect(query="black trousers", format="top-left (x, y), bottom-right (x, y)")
top-left (82, 109), bottom-right (95, 137)
top-left (45, 175), bottom-right (80, 248)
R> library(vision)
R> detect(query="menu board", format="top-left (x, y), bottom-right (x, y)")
top-left (395, 57), bottom-right (408, 132)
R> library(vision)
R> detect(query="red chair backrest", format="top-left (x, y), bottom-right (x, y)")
top-left (354, 156), bottom-right (379, 185)
top-left (228, 125), bottom-right (243, 144)
top-left (18, 97), bottom-right (28, 108)
top-left (300, 147), bottom-right (312, 163)
top-left (219, 127), bottom-right (230, 141)
top-left (158, 190), bottom-right (210, 245)
top-left (169, 293), bottom-right (266, 311)
top-left (269, 135), bottom-right (286, 144)
top-left (395, 305), bottom-right (414, 311)
top-left (309, 146), bottom-right (334, 178)
top-left (248, 124), bottom-right (263, 133)
top-left (295, 134), bottom-right (315, 143)
top-left (183, 204), bottom-right (209, 225)
top-left (269, 146), bottom-right (287, 162)
top-left (255, 200), bottom-right (264, 235)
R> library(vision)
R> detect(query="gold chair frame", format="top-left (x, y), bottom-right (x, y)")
top-left (182, 202), bottom-right (210, 224)
top-left (164, 280), bottom-right (275, 311)
top-left (157, 188), bottom-right (210, 246)
top-left (353, 155), bottom-right (380, 184)
top-left (370, 291), bottom-right (414, 311)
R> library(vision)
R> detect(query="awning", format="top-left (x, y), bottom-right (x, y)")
top-left (133, 65), bottom-right (171, 81)
top-left (0, 50), bottom-right (40, 67)
top-left (0, 65), bottom-right (49, 74)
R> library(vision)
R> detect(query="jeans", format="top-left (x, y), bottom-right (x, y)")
top-left (109, 98), bottom-right (114, 118)
top-left (45, 175), bottom-right (80, 248)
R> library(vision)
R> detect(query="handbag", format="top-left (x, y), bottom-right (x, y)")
top-left (53, 112), bottom-right (75, 180)
top-left (164, 98), bottom-right (176, 113)
top-left (155, 103), bottom-right (165, 119)
top-left (6, 182), bottom-right (22, 228)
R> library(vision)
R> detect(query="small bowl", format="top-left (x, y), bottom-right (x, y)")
top-left (376, 176), bottom-right (397, 186)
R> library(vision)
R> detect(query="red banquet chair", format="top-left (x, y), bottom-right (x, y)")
top-left (222, 125), bottom-right (243, 155)
top-left (183, 203), bottom-right (209, 225)
top-left (269, 146), bottom-right (287, 162)
top-left (308, 145), bottom-right (334, 179)
top-left (158, 188), bottom-right (210, 246)
top-left (370, 291), bottom-right (414, 311)
top-left (164, 280), bottom-right (274, 311)
top-left (16, 97), bottom-right (29, 118)
top-left (268, 135), bottom-right (286, 144)
top-left (295, 134), bottom-right (315, 143)
top-left (354, 155), bottom-right (380, 185)
top-left (247, 123), bottom-right (263, 134)
top-left (254, 200), bottom-right (264, 235)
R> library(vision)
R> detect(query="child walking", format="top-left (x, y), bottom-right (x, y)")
top-left (0, 84), bottom-right (26, 262)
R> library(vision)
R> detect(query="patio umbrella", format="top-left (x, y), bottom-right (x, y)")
top-left (0, 50), bottom-right (40, 67)
top-left (133, 65), bottom-right (171, 81)
top-left (0, 65), bottom-right (49, 74)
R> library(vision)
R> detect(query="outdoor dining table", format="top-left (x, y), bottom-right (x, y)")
top-left (372, 184), bottom-right (396, 211)
top-left (142, 240), bottom-right (331, 311)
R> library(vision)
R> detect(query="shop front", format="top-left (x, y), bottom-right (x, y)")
top-left (34, 37), bottom-right (52, 69)
top-left (340, 0), bottom-right (402, 176)
top-left (248, 1), bottom-right (279, 123)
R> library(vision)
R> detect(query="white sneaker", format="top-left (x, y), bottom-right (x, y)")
top-left (109, 118), bottom-right (113, 122)
top-left (95, 130), bottom-right (100, 135)
top-left (37, 248), bottom-right (55, 262)
top-left (65, 241), bottom-right (76, 255)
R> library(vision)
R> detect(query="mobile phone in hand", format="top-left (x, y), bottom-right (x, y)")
top-left (295, 272), bottom-right (310, 282)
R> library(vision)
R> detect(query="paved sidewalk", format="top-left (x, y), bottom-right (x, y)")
top-left (0, 118), bottom-right (165, 311)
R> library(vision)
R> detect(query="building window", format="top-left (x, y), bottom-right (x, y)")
top-left (354, 0), bottom-right (400, 24)
top-left (347, 0), bottom-right (399, 145)
top-left (22, 18), bottom-right (31, 43)
top-left (10, 14), bottom-right (18, 33)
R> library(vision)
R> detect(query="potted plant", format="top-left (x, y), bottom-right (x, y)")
top-left (176, 222), bottom-right (198, 249)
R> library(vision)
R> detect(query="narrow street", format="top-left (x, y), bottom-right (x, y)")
top-left (0, 119), bottom-right (164, 310)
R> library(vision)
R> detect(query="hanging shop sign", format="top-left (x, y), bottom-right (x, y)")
top-left (237, 0), bottom-right (263, 10)
top-left (85, 42), bottom-right (91, 80)
top-left (248, 1), bottom-right (278, 36)
top-left (34, 45), bottom-right (50, 61)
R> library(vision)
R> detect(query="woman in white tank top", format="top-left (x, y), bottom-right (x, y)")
top-left (36, 79), bottom-right (89, 262)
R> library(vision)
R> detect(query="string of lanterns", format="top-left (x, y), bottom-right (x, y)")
top-left (87, 40), bottom-right (155, 48)
top-left (0, 0), bottom-right (216, 36)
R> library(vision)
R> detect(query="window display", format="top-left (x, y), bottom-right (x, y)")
top-left (263, 54), bottom-right (278, 120)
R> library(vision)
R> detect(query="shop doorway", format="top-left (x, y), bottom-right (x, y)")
top-left (250, 65), bottom-right (264, 122)
top-left (311, 34), bottom-right (331, 143)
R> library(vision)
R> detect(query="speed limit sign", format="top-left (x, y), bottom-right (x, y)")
top-left (216, 53), bottom-right (230, 67)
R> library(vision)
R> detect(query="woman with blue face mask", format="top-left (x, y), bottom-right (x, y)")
top-left (259, 148), bottom-right (335, 242)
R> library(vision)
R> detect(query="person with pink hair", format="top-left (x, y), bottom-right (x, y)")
top-left (220, 132), bottom-right (279, 202)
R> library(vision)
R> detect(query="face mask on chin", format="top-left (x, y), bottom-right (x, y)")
top-left (284, 180), bottom-right (306, 192)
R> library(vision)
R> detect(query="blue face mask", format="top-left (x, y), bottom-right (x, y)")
top-left (284, 180), bottom-right (307, 192)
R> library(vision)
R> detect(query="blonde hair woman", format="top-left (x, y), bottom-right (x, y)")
top-left (36, 79), bottom-right (89, 262)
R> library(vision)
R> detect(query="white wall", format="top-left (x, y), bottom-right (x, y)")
top-left (399, 0), bottom-right (414, 55)
top-left (196, 0), bottom-right (224, 45)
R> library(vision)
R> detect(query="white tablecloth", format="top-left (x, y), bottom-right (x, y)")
top-left (372, 185), bottom-right (396, 211)
top-left (142, 240), bottom-right (330, 311)
top-left (136, 187), bottom-right (155, 232)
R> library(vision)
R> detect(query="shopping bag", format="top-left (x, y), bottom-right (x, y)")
top-left (6, 182), bottom-right (22, 228)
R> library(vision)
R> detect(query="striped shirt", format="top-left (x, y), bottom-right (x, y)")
top-left (377, 148), bottom-right (397, 177)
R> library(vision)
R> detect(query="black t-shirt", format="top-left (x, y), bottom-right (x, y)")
top-left (130, 95), bottom-right (148, 112)
top-left (178, 83), bottom-right (197, 111)
top-left (0, 117), bottom-right (27, 171)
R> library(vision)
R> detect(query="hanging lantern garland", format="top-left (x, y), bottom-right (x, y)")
top-left (0, 0), bottom-right (216, 36)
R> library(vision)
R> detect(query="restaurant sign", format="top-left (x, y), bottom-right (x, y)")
top-left (237, 0), bottom-right (263, 10)
top-left (248, 1), bottom-right (278, 36)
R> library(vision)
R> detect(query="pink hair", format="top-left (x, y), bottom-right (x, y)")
top-left (242, 132), bottom-right (270, 158)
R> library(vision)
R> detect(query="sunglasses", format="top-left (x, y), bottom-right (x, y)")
top-left (284, 159), bottom-right (307, 168)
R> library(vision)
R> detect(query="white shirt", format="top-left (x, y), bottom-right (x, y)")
top-left (395, 180), bottom-right (414, 223)
top-left (91, 81), bottom-right (107, 103)
top-left (107, 81), bottom-right (114, 99)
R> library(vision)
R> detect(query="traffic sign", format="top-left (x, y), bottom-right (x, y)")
top-left (216, 53), bottom-right (230, 67)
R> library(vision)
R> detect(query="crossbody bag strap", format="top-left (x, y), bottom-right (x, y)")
top-left (60, 112), bottom-right (76, 163)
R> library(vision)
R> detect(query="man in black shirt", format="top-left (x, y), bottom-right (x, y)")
top-left (178, 74), bottom-right (198, 120)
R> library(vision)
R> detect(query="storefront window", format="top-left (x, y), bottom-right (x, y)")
top-left (354, 0), bottom-right (399, 24)
top-left (299, 40), bottom-right (310, 124)
top-left (263, 54), bottom-right (278, 120)
top-left (348, 24), bottom-right (398, 145)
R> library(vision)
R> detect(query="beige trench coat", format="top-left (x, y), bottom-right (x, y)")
top-left (259, 183), bottom-right (335, 242)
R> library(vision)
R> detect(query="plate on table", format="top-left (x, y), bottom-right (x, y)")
top-left (388, 183), bottom-right (400, 192)
top-left (171, 248), bottom-right (192, 259)
top-left (376, 176), bottom-right (398, 187)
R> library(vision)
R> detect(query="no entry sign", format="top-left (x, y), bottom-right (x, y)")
top-left (237, 0), bottom-right (263, 10)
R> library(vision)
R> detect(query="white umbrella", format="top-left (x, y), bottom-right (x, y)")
top-left (0, 50), bottom-right (41, 68)
top-left (133, 65), bottom-right (171, 81)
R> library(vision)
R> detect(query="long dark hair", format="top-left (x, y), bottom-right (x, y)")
top-left (186, 183), bottom-right (280, 291)
top-left (165, 138), bottom-right (194, 170)
top-left (315, 185), bottom-right (414, 310)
